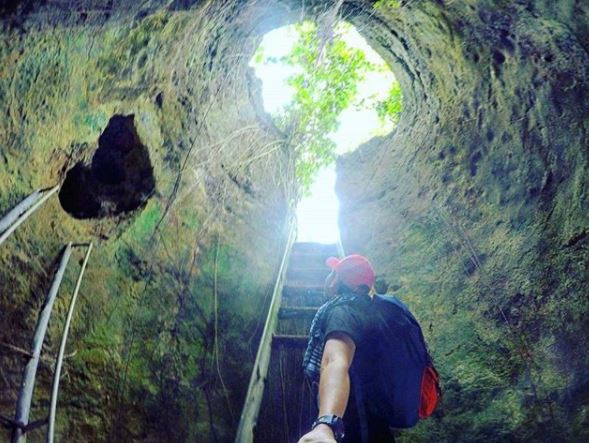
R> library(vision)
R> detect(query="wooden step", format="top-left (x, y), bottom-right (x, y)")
top-left (286, 267), bottom-right (331, 286)
top-left (289, 250), bottom-right (338, 268)
top-left (283, 283), bottom-right (324, 295)
top-left (282, 285), bottom-right (327, 307)
top-left (278, 307), bottom-right (318, 319)
top-left (272, 334), bottom-right (309, 348)
top-left (291, 242), bottom-right (339, 255)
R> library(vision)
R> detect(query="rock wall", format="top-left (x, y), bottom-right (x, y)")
top-left (1, 0), bottom-right (588, 441)
top-left (338, 0), bottom-right (589, 441)
top-left (0, 2), bottom-right (293, 441)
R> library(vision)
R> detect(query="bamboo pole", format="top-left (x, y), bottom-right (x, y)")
top-left (0, 186), bottom-right (59, 247)
top-left (12, 243), bottom-right (73, 443)
top-left (0, 190), bottom-right (42, 234)
top-left (46, 243), bottom-right (93, 443)
top-left (235, 220), bottom-right (297, 443)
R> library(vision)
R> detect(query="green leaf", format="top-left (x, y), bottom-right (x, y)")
top-left (376, 81), bottom-right (403, 124)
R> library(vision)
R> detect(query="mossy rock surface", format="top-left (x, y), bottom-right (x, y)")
top-left (337, 1), bottom-right (589, 441)
top-left (0, 0), bottom-right (588, 441)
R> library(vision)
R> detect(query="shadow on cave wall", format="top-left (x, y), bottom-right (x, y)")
top-left (59, 114), bottom-right (155, 219)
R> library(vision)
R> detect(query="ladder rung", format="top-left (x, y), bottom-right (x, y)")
top-left (282, 288), bottom-right (326, 307)
top-left (284, 282), bottom-right (324, 289)
top-left (291, 242), bottom-right (338, 254)
top-left (272, 334), bottom-right (309, 348)
top-left (289, 254), bottom-right (333, 268)
top-left (0, 341), bottom-right (33, 358)
top-left (286, 267), bottom-right (330, 285)
top-left (283, 284), bottom-right (325, 295)
top-left (286, 266), bottom-right (330, 274)
top-left (278, 307), bottom-right (318, 319)
top-left (0, 415), bottom-right (47, 432)
top-left (23, 417), bottom-right (48, 432)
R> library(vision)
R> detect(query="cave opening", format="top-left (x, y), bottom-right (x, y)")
top-left (250, 20), bottom-right (402, 243)
top-left (59, 114), bottom-right (156, 219)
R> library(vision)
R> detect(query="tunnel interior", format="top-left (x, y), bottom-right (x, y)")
top-left (0, 1), bottom-right (588, 442)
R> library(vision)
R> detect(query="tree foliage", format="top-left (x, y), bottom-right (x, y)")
top-left (276, 22), bottom-right (372, 193)
top-left (254, 21), bottom-right (405, 193)
top-left (374, 0), bottom-right (401, 10)
top-left (376, 81), bottom-right (403, 125)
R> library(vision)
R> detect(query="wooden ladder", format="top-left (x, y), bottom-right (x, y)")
top-left (236, 241), bottom-right (339, 443)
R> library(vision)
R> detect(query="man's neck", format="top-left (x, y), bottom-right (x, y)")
top-left (338, 289), bottom-right (372, 299)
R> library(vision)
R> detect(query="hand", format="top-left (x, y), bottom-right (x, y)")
top-left (297, 424), bottom-right (337, 443)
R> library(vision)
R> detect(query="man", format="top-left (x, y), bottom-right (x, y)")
top-left (299, 254), bottom-right (432, 443)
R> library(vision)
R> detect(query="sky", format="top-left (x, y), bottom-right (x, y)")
top-left (250, 23), bottom-right (396, 243)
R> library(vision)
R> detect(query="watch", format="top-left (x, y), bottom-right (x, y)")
top-left (312, 414), bottom-right (345, 441)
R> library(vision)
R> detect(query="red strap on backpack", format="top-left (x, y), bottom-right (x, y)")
top-left (419, 365), bottom-right (441, 418)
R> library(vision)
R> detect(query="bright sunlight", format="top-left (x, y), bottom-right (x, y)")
top-left (250, 22), bottom-right (401, 243)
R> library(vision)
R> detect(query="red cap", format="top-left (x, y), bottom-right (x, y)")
top-left (325, 254), bottom-right (375, 289)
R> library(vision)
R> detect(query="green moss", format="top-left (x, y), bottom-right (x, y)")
top-left (126, 201), bottom-right (162, 243)
top-left (0, 3), bottom-right (291, 439)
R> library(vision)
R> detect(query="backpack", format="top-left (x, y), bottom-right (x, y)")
top-left (368, 294), bottom-right (441, 428)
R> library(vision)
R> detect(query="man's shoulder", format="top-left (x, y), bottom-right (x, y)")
top-left (321, 295), bottom-right (372, 342)
top-left (324, 298), bottom-right (362, 320)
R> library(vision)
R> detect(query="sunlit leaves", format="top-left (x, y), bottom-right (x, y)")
top-left (376, 81), bottom-right (403, 124)
top-left (254, 21), bottom-right (403, 194)
top-left (277, 21), bottom-right (372, 193)
top-left (253, 44), bottom-right (265, 64)
top-left (374, 0), bottom-right (401, 10)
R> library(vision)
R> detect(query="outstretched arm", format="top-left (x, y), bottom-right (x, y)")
top-left (298, 332), bottom-right (356, 443)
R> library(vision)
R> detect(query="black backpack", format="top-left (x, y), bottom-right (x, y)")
top-left (366, 294), bottom-right (441, 428)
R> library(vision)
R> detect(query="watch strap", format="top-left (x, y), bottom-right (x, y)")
top-left (312, 414), bottom-right (345, 441)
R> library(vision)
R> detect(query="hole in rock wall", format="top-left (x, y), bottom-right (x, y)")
top-left (250, 21), bottom-right (402, 243)
top-left (59, 114), bottom-right (156, 219)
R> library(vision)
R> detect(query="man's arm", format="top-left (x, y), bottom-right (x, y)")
top-left (318, 332), bottom-right (356, 417)
top-left (298, 332), bottom-right (356, 443)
